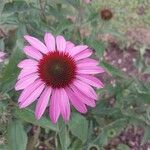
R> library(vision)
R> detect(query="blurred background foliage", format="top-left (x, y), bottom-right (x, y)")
top-left (0, 0), bottom-right (150, 150)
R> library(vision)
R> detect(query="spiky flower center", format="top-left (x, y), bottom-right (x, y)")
top-left (38, 51), bottom-right (76, 88)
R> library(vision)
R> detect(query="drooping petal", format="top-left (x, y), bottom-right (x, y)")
top-left (15, 73), bottom-right (39, 90)
top-left (65, 41), bottom-right (75, 52)
top-left (77, 66), bottom-right (105, 74)
top-left (69, 45), bottom-right (88, 56)
top-left (23, 46), bottom-right (43, 60)
top-left (24, 35), bottom-right (49, 54)
top-left (44, 32), bottom-right (55, 51)
top-left (18, 67), bottom-right (37, 79)
top-left (35, 87), bottom-right (51, 119)
top-left (70, 84), bottom-right (96, 107)
top-left (58, 88), bottom-right (70, 121)
top-left (74, 49), bottom-right (92, 61)
top-left (56, 35), bottom-right (66, 52)
top-left (65, 87), bottom-right (87, 113)
top-left (19, 83), bottom-right (45, 108)
top-left (76, 74), bottom-right (104, 88)
top-left (49, 89), bottom-right (60, 124)
top-left (17, 59), bottom-right (38, 68)
top-left (73, 79), bottom-right (98, 100)
top-left (18, 80), bottom-right (43, 103)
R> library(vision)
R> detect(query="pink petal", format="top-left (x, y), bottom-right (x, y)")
top-left (74, 49), bottom-right (92, 61)
top-left (24, 35), bottom-right (49, 54)
top-left (49, 89), bottom-right (60, 124)
top-left (65, 41), bottom-right (75, 53)
top-left (73, 80), bottom-right (98, 100)
top-left (15, 73), bottom-right (39, 91)
top-left (76, 74), bottom-right (104, 88)
top-left (77, 66), bottom-right (105, 74)
top-left (18, 59), bottom-right (38, 68)
top-left (0, 52), bottom-right (5, 57)
top-left (19, 83), bottom-right (45, 108)
top-left (77, 58), bottom-right (99, 67)
top-left (18, 80), bottom-right (43, 103)
top-left (77, 62), bottom-right (97, 68)
top-left (58, 88), bottom-right (70, 121)
top-left (23, 46), bottom-right (43, 60)
top-left (44, 32), bottom-right (55, 51)
top-left (84, 0), bottom-right (92, 4)
top-left (18, 67), bottom-right (37, 79)
top-left (70, 84), bottom-right (96, 107)
top-left (65, 87), bottom-right (87, 113)
top-left (69, 45), bottom-right (88, 56)
top-left (35, 87), bottom-right (52, 119)
top-left (56, 35), bottom-right (66, 52)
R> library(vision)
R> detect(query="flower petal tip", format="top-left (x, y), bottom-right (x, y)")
top-left (24, 35), bottom-right (29, 40)
top-left (19, 103), bottom-right (24, 109)
top-left (35, 114), bottom-right (41, 120)
top-left (51, 119), bottom-right (57, 124)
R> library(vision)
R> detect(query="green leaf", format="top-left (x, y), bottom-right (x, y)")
top-left (3, 1), bottom-right (29, 13)
top-left (55, 20), bottom-right (72, 35)
top-left (0, 145), bottom-right (8, 150)
top-left (71, 139), bottom-right (82, 150)
top-left (93, 118), bottom-right (128, 148)
top-left (85, 38), bottom-right (105, 57)
top-left (142, 126), bottom-right (150, 144)
top-left (143, 65), bottom-right (150, 74)
top-left (0, 39), bottom-right (4, 50)
top-left (117, 144), bottom-right (130, 150)
top-left (14, 107), bottom-right (59, 131)
top-left (0, 48), bottom-right (24, 92)
top-left (68, 113), bottom-right (88, 143)
top-left (101, 61), bottom-right (125, 78)
top-left (0, 13), bottom-right (18, 25)
top-left (62, 0), bottom-right (80, 9)
top-left (7, 120), bottom-right (27, 150)
top-left (58, 119), bottom-right (70, 150)
top-left (91, 100), bottom-right (123, 118)
top-left (137, 93), bottom-right (150, 104)
top-left (0, 0), bottom-right (5, 14)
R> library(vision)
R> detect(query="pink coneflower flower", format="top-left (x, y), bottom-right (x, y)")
top-left (15, 33), bottom-right (104, 123)
top-left (0, 52), bottom-right (6, 63)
